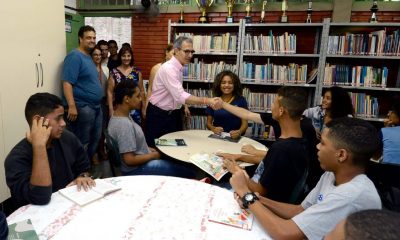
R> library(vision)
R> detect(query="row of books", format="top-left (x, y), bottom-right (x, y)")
top-left (183, 58), bottom-right (238, 82)
top-left (242, 61), bottom-right (308, 84)
top-left (175, 33), bottom-right (238, 53)
top-left (243, 32), bottom-right (297, 54)
top-left (185, 115), bottom-right (207, 130)
top-left (186, 88), bottom-right (212, 108)
top-left (243, 89), bottom-right (277, 112)
top-left (244, 122), bottom-right (276, 140)
top-left (327, 29), bottom-right (400, 56)
top-left (323, 64), bottom-right (388, 88)
top-left (350, 92), bottom-right (379, 118)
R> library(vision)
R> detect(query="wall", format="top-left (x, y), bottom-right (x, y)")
top-left (132, 11), bottom-right (332, 80)
top-left (351, 11), bottom-right (400, 23)
top-left (65, 13), bottom-right (84, 53)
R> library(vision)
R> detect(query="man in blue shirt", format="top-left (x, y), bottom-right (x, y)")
top-left (62, 25), bottom-right (103, 165)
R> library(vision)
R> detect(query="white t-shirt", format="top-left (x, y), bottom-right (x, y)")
top-left (292, 172), bottom-right (381, 240)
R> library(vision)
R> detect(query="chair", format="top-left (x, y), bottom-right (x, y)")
top-left (103, 129), bottom-right (122, 176)
top-left (289, 168), bottom-right (309, 204)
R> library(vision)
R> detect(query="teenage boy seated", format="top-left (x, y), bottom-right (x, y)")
top-left (230, 117), bottom-right (382, 240)
top-left (325, 209), bottom-right (400, 240)
top-left (220, 87), bottom-right (310, 202)
top-left (107, 81), bottom-right (195, 178)
top-left (5, 93), bottom-right (93, 208)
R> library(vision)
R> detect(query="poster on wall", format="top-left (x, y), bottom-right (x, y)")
top-left (65, 21), bottom-right (72, 33)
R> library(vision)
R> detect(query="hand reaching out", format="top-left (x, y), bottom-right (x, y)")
top-left (229, 130), bottom-right (241, 139)
top-left (230, 170), bottom-right (251, 197)
top-left (241, 144), bottom-right (257, 155)
top-left (209, 97), bottom-right (223, 110)
top-left (222, 157), bottom-right (242, 173)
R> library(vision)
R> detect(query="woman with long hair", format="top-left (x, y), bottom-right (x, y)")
top-left (303, 86), bottom-right (354, 138)
top-left (107, 45), bottom-right (145, 124)
top-left (206, 70), bottom-right (248, 139)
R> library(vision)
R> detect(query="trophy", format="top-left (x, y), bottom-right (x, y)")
top-left (280, 0), bottom-right (288, 23)
top-left (259, 0), bottom-right (267, 23)
top-left (306, 1), bottom-right (312, 23)
top-left (244, 0), bottom-right (254, 23)
top-left (370, 0), bottom-right (378, 23)
top-left (179, 0), bottom-right (185, 23)
top-left (196, 0), bottom-right (214, 23)
top-left (225, 0), bottom-right (235, 23)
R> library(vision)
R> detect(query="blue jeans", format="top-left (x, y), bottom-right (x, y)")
top-left (66, 105), bottom-right (102, 161)
top-left (123, 159), bottom-right (197, 179)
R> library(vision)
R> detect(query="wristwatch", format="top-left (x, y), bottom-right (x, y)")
top-left (242, 192), bottom-right (259, 209)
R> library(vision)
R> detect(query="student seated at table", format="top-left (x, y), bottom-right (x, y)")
top-left (220, 87), bottom-right (310, 203)
top-left (325, 209), bottom-right (400, 240)
top-left (230, 117), bottom-right (382, 240)
top-left (372, 101), bottom-right (400, 164)
top-left (206, 70), bottom-right (248, 140)
top-left (107, 81), bottom-right (196, 177)
top-left (5, 93), bottom-right (94, 208)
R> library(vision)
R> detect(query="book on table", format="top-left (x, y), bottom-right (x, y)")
top-left (189, 153), bottom-right (228, 181)
top-left (58, 179), bottom-right (121, 206)
top-left (208, 191), bottom-right (254, 230)
top-left (7, 219), bottom-right (39, 240)
top-left (154, 138), bottom-right (187, 146)
top-left (208, 132), bottom-right (241, 143)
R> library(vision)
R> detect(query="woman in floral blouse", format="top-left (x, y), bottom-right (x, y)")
top-left (107, 45), bottom-right (145, 124)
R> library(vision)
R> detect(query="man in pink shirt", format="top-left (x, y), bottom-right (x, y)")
top-left (145, 36), bottom-right (221, 148)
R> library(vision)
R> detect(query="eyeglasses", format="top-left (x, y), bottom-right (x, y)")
top-left (180, 49), bottom-right (195, 55)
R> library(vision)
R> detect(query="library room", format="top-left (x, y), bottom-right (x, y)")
top-left (0, 0), bottom-right (400, 239)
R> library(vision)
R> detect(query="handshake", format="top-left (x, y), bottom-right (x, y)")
top-left (207, 97), bottom-right (224, 110)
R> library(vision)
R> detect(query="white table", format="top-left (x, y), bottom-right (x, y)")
top-left (7, 176), bottom-right (271, 240)
top-left (157, 130), bottom-right (267, 165)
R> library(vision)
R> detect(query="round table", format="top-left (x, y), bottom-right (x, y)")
top-left (156, 130), bottom-right (267, 166)
top-left (7, 176), bottom-right (271, 240)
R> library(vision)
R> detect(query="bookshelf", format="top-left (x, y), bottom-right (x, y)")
top-left (168, 19), bottom-right (400, 131)
top-left (322, 22), bottom-right (400, 122)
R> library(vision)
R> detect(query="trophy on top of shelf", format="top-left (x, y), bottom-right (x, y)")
top-left (259, 0), bottom-right (267, 23)
top-left (280, 0), bottom-right (288, 23)
top-left (225, 0), bottom-right (235, 23)
top-left (196, 0), bottom-right (214, 23)
top-left (179, 0), bottom-right (185, 23)
top-left (244, 0), bottom-right (254, 23)
top-left (370, 0), bottom-right (378, 23)
top-left (306, 1), bottom-right (312, 23)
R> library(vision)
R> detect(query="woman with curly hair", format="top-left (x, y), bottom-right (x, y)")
top-left (303, 86), bottom-right (354, 139)
top-left (206, 70), bottom-right (248, 140)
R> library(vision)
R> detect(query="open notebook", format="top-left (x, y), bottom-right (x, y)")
top-left (59, 179), bottom-right (121, 206)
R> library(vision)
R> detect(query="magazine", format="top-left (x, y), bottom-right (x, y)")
top-left (59, 179), bottom-right (121, 206)
top-left (7, 219), bottom-right (39, 240)
top-left (208, 191), bottom-right (254, 230)
top-left (189, 153), bottom-right (228, 181)
top-left (208, 132), bottom-right (241, 143)
top-left (154, 138), bottom-right (187, 146)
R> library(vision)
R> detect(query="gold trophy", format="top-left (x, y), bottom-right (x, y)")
top-left (281, 0), bottom-right (288, 23)
top-left (179, 1), bottom-right (185, 23)
top-left (244, 0), bottom-right (254, 23)
top-left (225, 0), bottom-right (235, 23)
top-left (196, 0), bottom-right (214, 23)
top-left (259, 0), bottom-right (267, 23)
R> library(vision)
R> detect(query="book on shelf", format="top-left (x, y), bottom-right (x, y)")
top-left (208, 192), bottom-right (254, 230)
top-left (58, 179), bottom-right (121, 206)
top-left (189, 153), bottom-right (228, 181)
top-left (307, 68), bottom-right (318, 84)
top-left (7, 219), bottom-right (39, 240)
top-left (208, 132), bottom-right (241, 143)
top-left (154, 138), bottom-right (187, 146)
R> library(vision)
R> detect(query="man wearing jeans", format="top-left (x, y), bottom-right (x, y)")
top-left (62, 25), bottom-right (103, 165)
